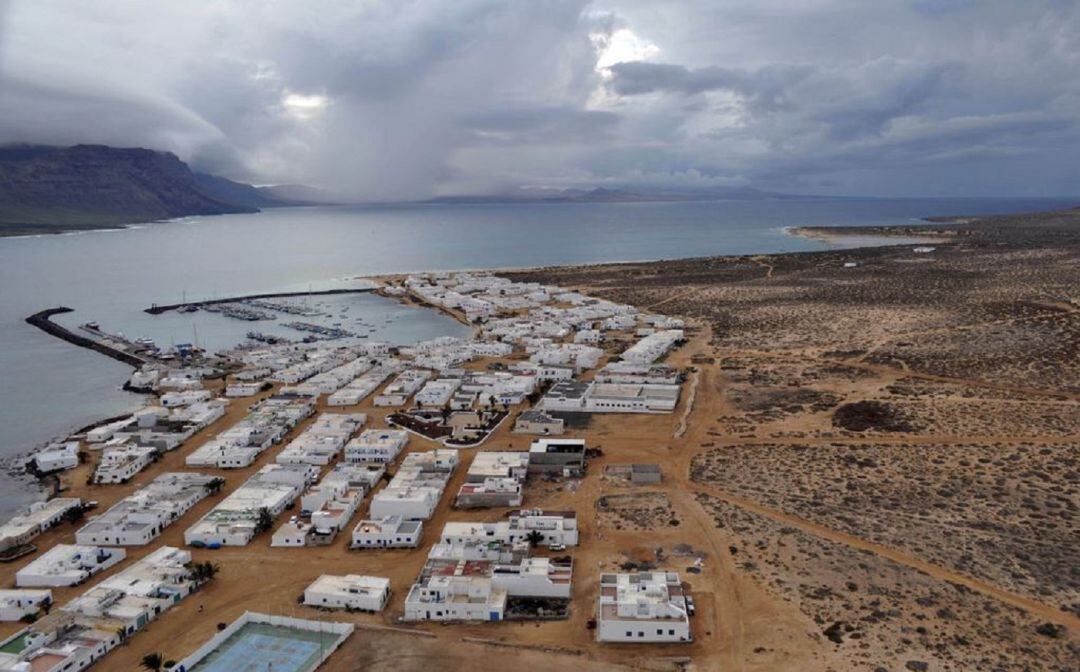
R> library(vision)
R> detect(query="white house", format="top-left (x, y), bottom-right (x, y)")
top-left (76, 473), bottom-right (217, 546)
top-left (184, 465), bottom-right (314, 547)
top-left (351, 516), bottom-right (423, 549)
top-left (345, 428), bottom-right (409, 464)
top-left (16, 545), bottom-right (126, 587)
top-left (373, 369), bottom-right (431, 406)
top-left (403, 570), bottom-right (506, 622)
top-left (93, 441), bottom-right (157, 484)
top-left (440, 509), bottom-right (579, 548)
top-left (0, 589), bottom-right (52, 621)
top-left (32, 442), bottom-right (80, 473)
top-left (0, 498), bottom-right (82, 552)
top-left (304, 574), bottom-right (390, 612)
top-left (596, 572), bottom-right (692, 643)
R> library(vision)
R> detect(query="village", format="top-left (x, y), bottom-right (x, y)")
top-left (0, 271), bottom-right (702, 672)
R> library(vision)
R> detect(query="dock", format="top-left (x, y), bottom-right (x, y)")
top-left (144, 287), bottom-right (375, 314)
top-left (25, 307), bottom-right (148, 368)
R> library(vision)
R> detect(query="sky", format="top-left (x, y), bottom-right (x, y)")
top-left (1, 0), bottom-right (1078, 200)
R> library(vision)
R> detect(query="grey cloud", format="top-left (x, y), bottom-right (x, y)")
top-left (1, 0), bottom-right (1079, 198)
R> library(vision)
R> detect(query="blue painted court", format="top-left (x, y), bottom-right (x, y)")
top-left (187, 621), bottom-right (336, 672)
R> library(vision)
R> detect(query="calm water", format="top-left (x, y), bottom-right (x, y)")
top-left (0, 197), bottom-right (1073, 515)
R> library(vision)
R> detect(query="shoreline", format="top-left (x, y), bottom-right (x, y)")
top-left (8, 205), bottom-right (1069, 499)
top-left (784, 224), bottom-right (953, 245)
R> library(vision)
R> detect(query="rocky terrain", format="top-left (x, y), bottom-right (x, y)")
top-left (507, 207), bottom-right (1080, 669)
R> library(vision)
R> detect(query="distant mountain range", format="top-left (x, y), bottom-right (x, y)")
top-left (0, 144), bottom-right (310, 236)
top-left (0, 143), bottom-right (797, 236)
top-left (424, 185), bottom-right (789, 204)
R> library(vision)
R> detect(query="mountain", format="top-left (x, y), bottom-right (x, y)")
top-left (0, 144), bottom-right (293, 235)
top-left (192, 172), bottom-right (290, 209)
top-left (256, 183), bottom-right (337, 204)
top-left (425, 185), bottom-right (786, 204)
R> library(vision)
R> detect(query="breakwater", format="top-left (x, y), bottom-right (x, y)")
top-left (25, 307), bottom-right (146, 367)
top-left (144, 287), bottom-right (375, 314)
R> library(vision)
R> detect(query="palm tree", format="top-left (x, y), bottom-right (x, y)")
top-left (115, 626), bottom-right (128, 645)
top-left (190, 561), bottom-right (221, 585)
top-left (141, 652), bottom-right (164, 672)
top-left (254, 507), bottom-right (273, 534)
top-left (525, 530), bottom-right (544, 548)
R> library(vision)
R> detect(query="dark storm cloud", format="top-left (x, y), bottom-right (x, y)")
top-left (0, 0), bottom-right (1078, 197)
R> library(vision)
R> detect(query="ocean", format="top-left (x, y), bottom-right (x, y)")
top-left (0, 196), bottom-right (1073, 516)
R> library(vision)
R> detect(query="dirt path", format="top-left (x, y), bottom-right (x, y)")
top-left (665, 321), bottom-right (1079, 633)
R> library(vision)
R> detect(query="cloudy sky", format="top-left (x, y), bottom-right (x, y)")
top-left (1, 0), bottom-right (1078, 199)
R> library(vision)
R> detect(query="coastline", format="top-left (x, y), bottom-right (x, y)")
top-left (784, 224), bottom-right (954, 245)
top-left (9, 205), bottom-right (1072, 502)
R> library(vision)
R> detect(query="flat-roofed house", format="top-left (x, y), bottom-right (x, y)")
top-left (304, 574), bottom-right (390, 612)
top-left (351, 516), bottom-right (423, 549)
top-left (596, 572), bottom-right (691, 643)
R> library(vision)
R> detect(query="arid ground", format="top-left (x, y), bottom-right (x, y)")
top-left (1, 208), bottom-right (1077, 671)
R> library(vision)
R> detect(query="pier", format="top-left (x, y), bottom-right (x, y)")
top-left (25, 307), bottom-right (148, 368)
top-left (144, 287), bottom-right (375, 314)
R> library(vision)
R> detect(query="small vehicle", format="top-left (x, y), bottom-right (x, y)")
top-left (686, 596), bottom-right (696, 616)
top-left (549, 543), bottom-right (566, 552)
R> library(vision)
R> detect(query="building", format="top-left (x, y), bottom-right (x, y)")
top-left (186, 394), bottom-right (315, 468)
top-left (184, 465), bottom-right (315, 547)
top-left (93, 441), bottom-right (157, 484)
top-left (584, 383), bottom-right (681, 413)
top-left (440, 509), bottom-right (579, 548)
top-left (0, 498), bottom-right (82, 552)
top-left (76, 473), bottom-right (217, 546)
top-left (596, 362), bottom-right (681, 385)
top-left (327, 364), bottom-right (398, 406)
top-left (491, 557), bottom-right (573, 599)
top-left (604, 463), bottom-right (663, 485)
top-left (345, 428), bottom-right (409, 464)
top-left (403, 531), bottom-right (573, 622)
top-left (373, 369), bottom-right (431, 406)
top-left (596, 572), bottom-right (691, 643)
top-left (527, 438), bottom-right (586, 477)
top-left (455, 451), bottom-right (530, 508)
top-left (455, 479), bottom-right (523, 509)
top-left (403, 563), bottom-right (507, 622)
top-left (0, 547), bottom-right (196, 671)
top-left (16, 545), bottom-right (126, 588)
top-left (276, 412), bottom-right (366, 465)
top-left (32, 442), bottom-right (80, 473)
top-left (0, 590), bottom-right (52, 621)
top-left (271, 519), bottom-right (312, 547)
top-left (540, 380), bottom-right (592, 412)
top-left (414, 378), bottom-right (462, 407)
top-left (513, 409), bottom-right (564, 436)
top-left (368, 450), bottom-right (458, 520)
top-left (351, 516), bottom-right (423, 549)
top-left (160, 389), bottom-right (212, 407)
top-left (621, 330), bottom-right (683, 365)
top-left (304, 574), bottom-right (390, 612)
